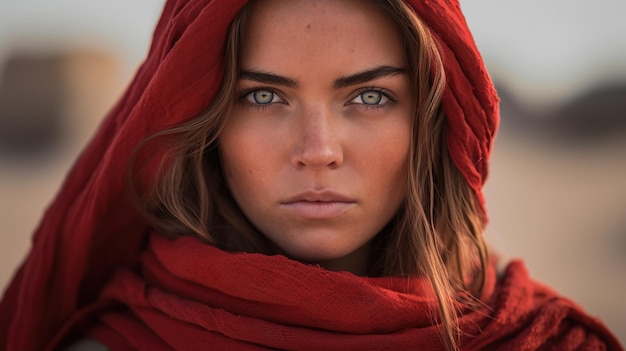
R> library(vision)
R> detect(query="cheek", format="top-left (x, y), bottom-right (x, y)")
top-left (219, 128), bottom-right (276, 203)
top-left (361, 122), bottom-right (411, 178)
top-left (219, 129), bottom-right (251, 190)
top-left (379, 143), bottom-right (410, 217)
top-left (366, 124), bottom-right (411, 204)
top-left (220, 144), bottom-right (254, 189)
top-left (380, 143), bottom-right (409, 195)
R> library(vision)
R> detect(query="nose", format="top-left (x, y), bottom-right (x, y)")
top-left (290, 106), bottom-right (343, 170)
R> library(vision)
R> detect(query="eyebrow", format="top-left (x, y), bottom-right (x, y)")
top-left (239, 65), bottom-right (407, 89)
top-left (333, 65), bottom-right (407, 89)
top-left (239, 70), bottom-right (297, 88)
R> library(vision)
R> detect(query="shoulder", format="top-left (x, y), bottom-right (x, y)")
top-left (485, 260), bottom-right (623, 350)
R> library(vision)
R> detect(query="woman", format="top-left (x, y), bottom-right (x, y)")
top-left (0, 0), bottom-right (621, 350)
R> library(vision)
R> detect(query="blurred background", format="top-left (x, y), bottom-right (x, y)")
top-left (1, 0), bottom-right (625, 344)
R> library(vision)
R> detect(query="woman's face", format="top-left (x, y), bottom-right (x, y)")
top-left (219, 0), bottom-right (413, 274)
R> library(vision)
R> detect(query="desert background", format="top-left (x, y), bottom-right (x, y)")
top-left (1, 0), bottom-right (625, 345)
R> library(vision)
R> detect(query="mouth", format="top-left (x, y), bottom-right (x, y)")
top-left (283, 190), bottom-right (355, 203)
top-left (281, 190), bottom-right (356, 219)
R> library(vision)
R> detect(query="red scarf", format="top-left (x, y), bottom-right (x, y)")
top-left (49, 235), bottom-right (621, 350)
top-left (0, 0), bottom-right (621, 350)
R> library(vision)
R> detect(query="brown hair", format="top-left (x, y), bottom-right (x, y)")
top-left (131, 1), bottom-right (488, 350)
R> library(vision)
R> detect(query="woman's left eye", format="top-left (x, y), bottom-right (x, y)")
top-left (244, 89), bottom-right (284, 105)
top-left (350, 90), bottom-right (390, 105)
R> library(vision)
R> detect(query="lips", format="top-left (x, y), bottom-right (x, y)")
top-left (283, 190), bottom-right (355, 203)
top-left (281, 190), bottom-right (356, 219)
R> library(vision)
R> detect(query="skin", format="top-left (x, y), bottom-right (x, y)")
top-left (219, 0), bottom-right (413, 275)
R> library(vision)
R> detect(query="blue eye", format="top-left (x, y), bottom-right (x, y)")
top-left (245, 89), bottom-right (282, 104)
top-left (351, 90), bottom-right (389, 105)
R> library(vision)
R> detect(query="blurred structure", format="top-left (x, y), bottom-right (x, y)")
top-left (497, 81), bottom-right (626, 142)
top-left (1, 0), bottom-right (625, 345)
top-left (0, 45), bottom-right (124, 294)
top-left (0, 53), bottom-right (66, 157)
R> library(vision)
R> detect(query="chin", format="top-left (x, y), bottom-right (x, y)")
top-left (262, 227), bottom-right (374, 272)
top-left (278, 237), bottom-right (371, 273)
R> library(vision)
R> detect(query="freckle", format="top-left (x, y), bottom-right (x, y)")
top-left (306, 24), bottom-right (311, 30)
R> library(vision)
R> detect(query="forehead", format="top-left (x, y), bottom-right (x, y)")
top-left (240, 0), bottom-right (405, 72)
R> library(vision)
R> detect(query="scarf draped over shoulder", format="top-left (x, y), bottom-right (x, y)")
top-left (69, 234), bottom-right (618, 350)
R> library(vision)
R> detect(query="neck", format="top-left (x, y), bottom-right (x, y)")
top-left (316, 242), bottom-right (371, 276)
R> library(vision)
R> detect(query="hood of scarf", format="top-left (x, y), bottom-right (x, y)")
top-left (1, 0), bottom-right (501, 350)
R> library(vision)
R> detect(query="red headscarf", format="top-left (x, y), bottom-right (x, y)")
top-left (0, 0), bottom-right (621, 350)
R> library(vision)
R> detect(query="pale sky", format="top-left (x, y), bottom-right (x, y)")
top-left (1, 0), bottom-right (625, 104)
top-left (461, 0), bottom-right (626, 103)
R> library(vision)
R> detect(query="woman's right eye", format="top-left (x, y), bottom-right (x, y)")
top-left (244, 89), bottom-right (284, 105)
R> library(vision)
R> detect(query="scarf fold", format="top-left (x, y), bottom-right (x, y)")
top-left (60, 234), bottom-right (618, 350)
